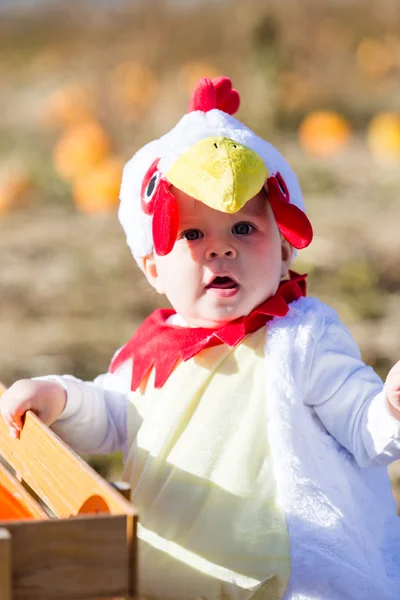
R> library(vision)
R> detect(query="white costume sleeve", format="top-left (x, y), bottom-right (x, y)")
top-left (306, 318), bottom-right (400, 468)
top-left (34, 361), bottom-right (133, 459)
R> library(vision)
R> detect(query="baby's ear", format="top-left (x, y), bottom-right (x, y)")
top-left (140, 253), bottom-right (165, 295)
top-left (280, 237), bottom-right (293, 278)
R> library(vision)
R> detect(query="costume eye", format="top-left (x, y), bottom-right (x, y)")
top-left (145, 171), bottom-right (161, 202)
top-left (183, 229), bottom-right (203, 241)
top-left (232, 222), bottom-right (254, 235)
top-left (141, 159), bottom-right (162, 215)
top-left (275, 172), bottom-right (289, 199)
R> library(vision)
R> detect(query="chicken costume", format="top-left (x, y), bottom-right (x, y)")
top-left (46, 77), bottom-right (400, 599)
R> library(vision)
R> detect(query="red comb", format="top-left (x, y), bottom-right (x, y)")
top-left (188, 76), bottom-right (240, 115)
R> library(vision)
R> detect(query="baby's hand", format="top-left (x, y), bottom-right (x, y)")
top-left (0, 379), bottom-right (67, 438)
top-left (385, 360), bottom-right (400, 420)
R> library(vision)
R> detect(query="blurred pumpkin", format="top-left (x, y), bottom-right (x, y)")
top-left (367, 111), bottom-right (400, 165)
top-left (0, 166), bottom-right (32, 215)
top-left (356, 38), bottom-right (392, 79)
top-left (40, 83), bottom-right (98, 128)
top-left (72, 156), bottom-right (123, 213)
top-left (299, 111), bottom-right (351, 157)
top-left (277, 72), bottom-right (310, 111)
top-left (110, 62), bottom-right (158, 119)
top-left (179, 60), bottom-right (220, 93)
top-left (53, 121), bottom-right (111, 181)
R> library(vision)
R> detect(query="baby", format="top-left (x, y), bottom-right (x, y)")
top-left (1, 76), bottom-right (400, 600)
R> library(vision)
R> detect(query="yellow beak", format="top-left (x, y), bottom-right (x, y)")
top-left (167, 136), bottom-right (268, 213)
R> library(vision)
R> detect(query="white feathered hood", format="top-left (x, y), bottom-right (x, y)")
top-left (118, 76), bottom-right (312, 263)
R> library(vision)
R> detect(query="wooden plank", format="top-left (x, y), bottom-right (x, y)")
top-left (0, 528), bottom-right (12, 600)
top-left (7, 514), bottom-right (136, 599)
top-left (0, 411), bottom-right (136, 519)
top-left (0, 462), bottom-right (48, 520)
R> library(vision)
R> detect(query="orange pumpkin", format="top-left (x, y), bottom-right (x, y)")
top-left (0, 166), bottom-right (31, 215)
top-left (72, 157), bottom-right (123, 213)
top-left (299, 111), bottom-right (351, 157)
top-left (53, 121), bottom-right (111, 181)
top-left (367, 111), bottom-right (400, 164)
top-left (40, 83), bottom-right (97, 128)
top-left (356, 38), bottom-right (392, 79)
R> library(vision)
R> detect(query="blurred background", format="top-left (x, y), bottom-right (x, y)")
top-left (0, 0), bottom-right (399, 507)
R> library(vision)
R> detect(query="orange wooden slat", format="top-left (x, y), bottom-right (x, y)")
top-left (0, 410), bottom-right (136, 518)
top-left (0, 396), bottom-right (137, 598)
top-left (0, 462), bottom-right (48, 520)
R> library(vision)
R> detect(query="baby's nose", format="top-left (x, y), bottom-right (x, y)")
top-left (208, 249), bottom-right (234, 258)
top-left (206, 240), bottom-right (237, 260)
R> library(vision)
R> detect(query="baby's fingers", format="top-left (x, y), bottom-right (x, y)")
top-left (0, 381), bottom-right (35, 437)
top-left (0, 406), bottom-right (23, 438)
top-left (1, 399), bottom-right (30, 438)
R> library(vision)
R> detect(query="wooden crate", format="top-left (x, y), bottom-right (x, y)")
top-left (0, 410), bottom-right (137, 600)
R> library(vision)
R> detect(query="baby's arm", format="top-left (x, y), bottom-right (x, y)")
top-left (0, 366), bottom-right (131, 458)
top-left (45, 372), bottom-right (129, 457)
top-left (305, 317), bottom-right (400, 467)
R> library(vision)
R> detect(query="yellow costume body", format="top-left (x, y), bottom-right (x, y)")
top-left (124, 327), bottom-right (291, 600)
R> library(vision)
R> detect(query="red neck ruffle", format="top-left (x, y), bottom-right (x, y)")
top-left (109, 271), bottom-right (307, 391)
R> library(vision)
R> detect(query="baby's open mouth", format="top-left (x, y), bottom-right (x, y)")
top-left (206, 276), bottom-right (238, 289)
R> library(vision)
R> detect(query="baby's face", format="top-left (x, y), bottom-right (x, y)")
top-left (143, 187), bottom-right (292, 328)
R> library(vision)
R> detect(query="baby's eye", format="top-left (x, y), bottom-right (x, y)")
top-left (182, 229), bottom-right (203, 241)
top-left (232, 222), bottom-right (254, 235)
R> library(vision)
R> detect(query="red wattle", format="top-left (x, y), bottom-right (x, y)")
top-left (271, 197), bottom-right (313, 248)
top-left (152, 181), bottom-right (179, 256)
top-left (267, 173), bottom-right (313, 249)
